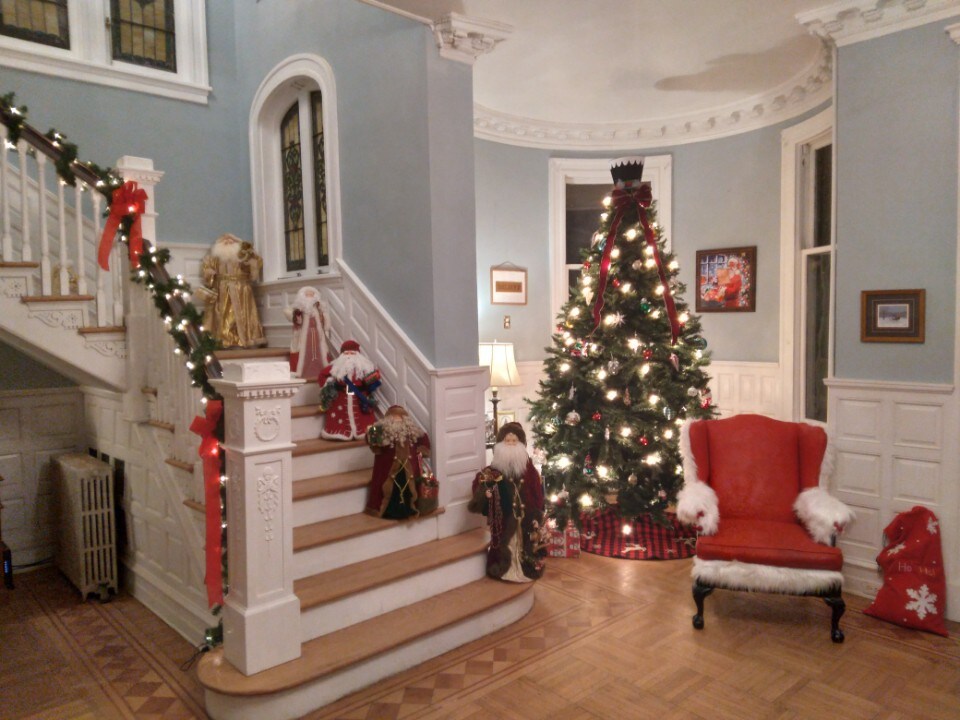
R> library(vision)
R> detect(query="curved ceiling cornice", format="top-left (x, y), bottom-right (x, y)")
top-left (474, 41), bottom-right (833, 150)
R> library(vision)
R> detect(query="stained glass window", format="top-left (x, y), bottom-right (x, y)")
top-left (110, 0), bottom-right (176, 72)
top-left (281, 102), bottom-right (307, 273)
top-left (310, 91), bottom-right (328, 268)
top-left (0, 0), bottom-right (69, 49)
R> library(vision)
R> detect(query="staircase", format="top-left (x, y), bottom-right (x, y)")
top-left (198, 358), bottom-right (534, 720)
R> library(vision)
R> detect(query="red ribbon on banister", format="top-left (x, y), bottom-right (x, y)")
top-left (190, 400), bottom-right (224, 608)
top-left (98, 181), bottom-right (148, 271)
top-left (591, 185), bottom-right (681, 344)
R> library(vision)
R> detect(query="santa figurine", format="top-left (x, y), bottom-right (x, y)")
top-left (199, 233), bottom-right (266, 349)
top-left (318, 340), bottom-right (381, 441)
top-left (364, 405), bottom-right (431, 519)
top-left (468, 422), bottom-right (547, 582)
top-left (284, 286), bottom-right (332, 378)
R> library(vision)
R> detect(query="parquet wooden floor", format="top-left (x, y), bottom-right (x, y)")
top-left (3, 554), bottom-right (958, 720)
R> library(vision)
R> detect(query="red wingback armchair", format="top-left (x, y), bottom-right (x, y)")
top-left (676, 414), bottom-right (854, 642)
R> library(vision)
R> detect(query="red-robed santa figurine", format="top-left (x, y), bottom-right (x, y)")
top-left (364, 405), bottom-right (431, 519)
top-left (318, 340), bottom-right (381, 441)
top-left (284, 286), bottom-right (332, 379)
top-left (468, 422), bottom-right (547, 582)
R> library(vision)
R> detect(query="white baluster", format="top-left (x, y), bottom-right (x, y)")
top-left (37, 153), bottom-right (51, 295)
top-left (0, 126), bottom-right (11, 261)
top-left (93, 192), bottom-right (108, 326)
top-left (57, 179), bottom-right (69, 295)
top-left (74, 183), bottom-right (87, 295)
top-left (17, 143), bottom-right (30, 263)
top-left (112, 239), bottom-right (123, 324)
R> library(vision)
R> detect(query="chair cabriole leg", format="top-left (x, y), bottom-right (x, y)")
top-left (824, 593), bottom-right (845, 643)
top-left (692, 581), bottom-right (712, 629)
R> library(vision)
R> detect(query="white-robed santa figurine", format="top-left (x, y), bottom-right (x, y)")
top-left (318, 340), bottom-right (382, 441)
top-left (284, 286), bottom-right (331, 379)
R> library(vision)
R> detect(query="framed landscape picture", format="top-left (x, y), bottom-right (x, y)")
top-left (695, 246), bottom-right (756, 312)
top-left (861, 289), bottom-right (925, 343)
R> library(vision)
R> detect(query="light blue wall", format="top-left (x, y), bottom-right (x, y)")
top-left (0, 340), bottom-right (74, 390)
top-left (835, 21), bottom-right (958, 383)
top-left (475, 106), bottom-right (828, 364)
top-left (0, 0), bottom-right (249, 245)
top-left (232, 0), bottom-right (479, 367)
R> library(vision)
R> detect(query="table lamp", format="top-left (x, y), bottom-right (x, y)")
top-left (478, 341), bottom-right (521, 438)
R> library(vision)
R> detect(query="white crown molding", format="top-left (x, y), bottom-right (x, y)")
top-left (434, 13), bottom-right (513, 65)
top-left (798, 0), bottom-right (960, 46)
top-left (474, 41), bottom-right (833, 150)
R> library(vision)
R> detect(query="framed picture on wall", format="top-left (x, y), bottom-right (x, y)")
top-left (861, 289), bottom-right (925, 343)
top-left (491, 264), bottom-right (527, 305)
top-left (695, 246), bottom-right (756, 312)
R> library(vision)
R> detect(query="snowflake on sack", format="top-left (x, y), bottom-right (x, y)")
top-left (886, 542), bottom-right (906, 556)
top-left (927, 516), bottom-right (939, 535)
top-left (905, 584), bottom-right (938, 620)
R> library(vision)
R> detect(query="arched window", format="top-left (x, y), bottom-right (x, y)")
top-left (251, 56), bottom-right (340, 281)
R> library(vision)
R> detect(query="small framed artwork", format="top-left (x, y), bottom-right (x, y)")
top-left (491, 264), bottom-right (527, 305)
top-left (861, 289), bottom-right (925, 343)
top-left (695, 246), bottom-right (757, 313)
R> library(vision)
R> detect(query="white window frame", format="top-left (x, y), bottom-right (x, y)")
top-left (779, 107), bottom-right (835, 422)
top-left (0, 0), bottom-right (210, 104)
top-left (249, 54), bottom-right (342, 283)
top-left (548, 156), bottom-right (672, 322)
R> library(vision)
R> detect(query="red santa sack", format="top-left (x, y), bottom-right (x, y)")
top-left (864, 506), bottom-right (948, 637)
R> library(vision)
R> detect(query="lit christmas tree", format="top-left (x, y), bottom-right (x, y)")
top-left (528, 157), bottom-right (714, 527)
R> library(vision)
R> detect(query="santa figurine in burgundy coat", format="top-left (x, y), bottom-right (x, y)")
top-left (318, 340), bottom-right (381, 441)
top-left (284, 286), bottom-right (332, 379)
top-left (364, 405), bottom-right (432, 519)
top-left (468, 422), bottom-right (547, 582)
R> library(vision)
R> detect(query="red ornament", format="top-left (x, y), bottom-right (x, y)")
top-left (592, 412), bottom-right (602, 421)
top-left (571, 349), bottom-right (582, 357)
top-left (612, 278), bottom-right (621, 288)
top-left (639, 436), bottom-right (649, 446)
top-left (583, 261), bottom-right (591, 269)
top-left (642, 348), bottom-right (654, 360)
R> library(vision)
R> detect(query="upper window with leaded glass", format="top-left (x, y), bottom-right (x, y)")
top-left (110, 0), bottom-right (176, 73)
top-left (0, 0), bottom-right (69, 49)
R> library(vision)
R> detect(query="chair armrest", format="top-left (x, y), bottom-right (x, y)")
top-left (794, 487), bottom-right (855, 545)
top-left (676, 481), bottom-right (719, 535)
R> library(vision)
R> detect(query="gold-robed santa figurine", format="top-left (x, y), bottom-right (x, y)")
top-left (364, 406), bottom-right (432, 519)
top-left (468, 422), bottom-right (547, 582)
top-left (318, 340), bottom-right (381, 440)
top-left (200, 233), bottom-right (266, 349)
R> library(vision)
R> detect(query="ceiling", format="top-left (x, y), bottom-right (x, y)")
top-left (370, 0), bottom-right (834, 148)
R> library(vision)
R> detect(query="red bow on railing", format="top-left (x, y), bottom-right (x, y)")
top-left (98, 181), bottom-right (148, 271)
top-left (591, 184), bottom-right (681, 345)
top-left (190, 400), bottom-right (224, 608)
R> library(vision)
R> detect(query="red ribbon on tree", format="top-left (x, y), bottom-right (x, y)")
top-left (190, 399), bottom-right (224, 608)
top-left (98, 181), bottom-right (148, 271)
top-left (591, 184), bottom-right (681, 344)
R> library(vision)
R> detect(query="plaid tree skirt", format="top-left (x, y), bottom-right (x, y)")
top-left (579, 508), bottom-right (697, 560)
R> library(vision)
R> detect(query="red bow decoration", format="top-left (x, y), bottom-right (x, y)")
top-left (190, 400), bottom-right (224, 608)
top-left (591, 185), bottom-right (681, 345)
top-left (98, 181), bottom-right (148, 271)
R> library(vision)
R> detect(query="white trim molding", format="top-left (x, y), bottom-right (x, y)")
top-left (434, 14), bottom-right (513, 65)
top-left (799, 0), bottom-right (960, 47)
top-left (474, 42), bottom-right (832, 150)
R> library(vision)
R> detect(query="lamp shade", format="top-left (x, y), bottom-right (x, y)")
top-left (478, 341), bottom-right (521, 389)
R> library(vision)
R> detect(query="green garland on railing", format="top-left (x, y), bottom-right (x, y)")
top-left (1, 92), bottom-right (228, 643)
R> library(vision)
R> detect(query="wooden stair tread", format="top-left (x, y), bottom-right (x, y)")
top-left (294, 528), bottom-right (488, 609)
top-left (292, 469), bottom-right (369, 501)
top-left (294, 509), bottom-right (444, 552)
top-left (165, 457), bottom-right (194, 472)
top-left (216, 347), bottom-right (288, 360)
top-left (147, 419), bottom-right (175, 432)
top-left (183, 499), bottom-right (204, 514)
top-left (20, 294), bottom-right (95, 302)
top-left (291, 404), bottom-right (321, 418)
top-left (292, 437), bottom-right (365, 456)
top-left (197, 578), bottom-right (532, 696)
top-left (78, 325), bottom-right (125, 335)
top-left (0, 261), bottom-right (39, 268)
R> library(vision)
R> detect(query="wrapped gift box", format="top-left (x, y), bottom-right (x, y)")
top-left (547, 520), bottom-right (580, 558)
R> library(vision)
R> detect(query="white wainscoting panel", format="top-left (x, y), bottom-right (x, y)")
top-left (826, 378), bottom-right (959, 621)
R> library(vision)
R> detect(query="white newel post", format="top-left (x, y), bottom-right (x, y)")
top-left (117, 156), bottom-right (164, 422)
top-left (212, 360), bottom-right (304, 675)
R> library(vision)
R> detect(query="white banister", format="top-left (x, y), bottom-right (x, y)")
top-left (212, 360), bottom-right (304, 675)
top-left (92, 191), bottom-right (109, 325)
top-left (37, 153), bottom-right (51, 294)
top-left (0, 126), bottom-right (11, 261)
top-left (57, 179), bottom-right (69, 295)
top-left (17, 143), bottom-right (30, 262)
top-left (74, 183), bottom-right (87, 295)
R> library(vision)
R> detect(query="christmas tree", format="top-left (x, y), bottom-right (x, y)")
top-left (528, 157), bottom-right (714, 526)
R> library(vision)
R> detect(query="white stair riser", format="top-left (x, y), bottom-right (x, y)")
top-left (292, 486), bottom-right (368, 526)
top-left (292, 382), bottom-right (320, 406)
top-left (300, 552), bottom-right (487, 642)
top-left (292, 414), bottom-right (324, 441)
top-left (294, 515), bottom-right (441, 580)
top-left (202, 590), bottom-right (535, 720)
top-left (293, 445), bottom-right (371, 481)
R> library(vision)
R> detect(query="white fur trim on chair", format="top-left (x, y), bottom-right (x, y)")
top-left (794, 487), bottom-right (855, 545)
top-left (692, 558), bottom-right (843, 595)
top-left (676, 420), bottom-right (719, 534)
